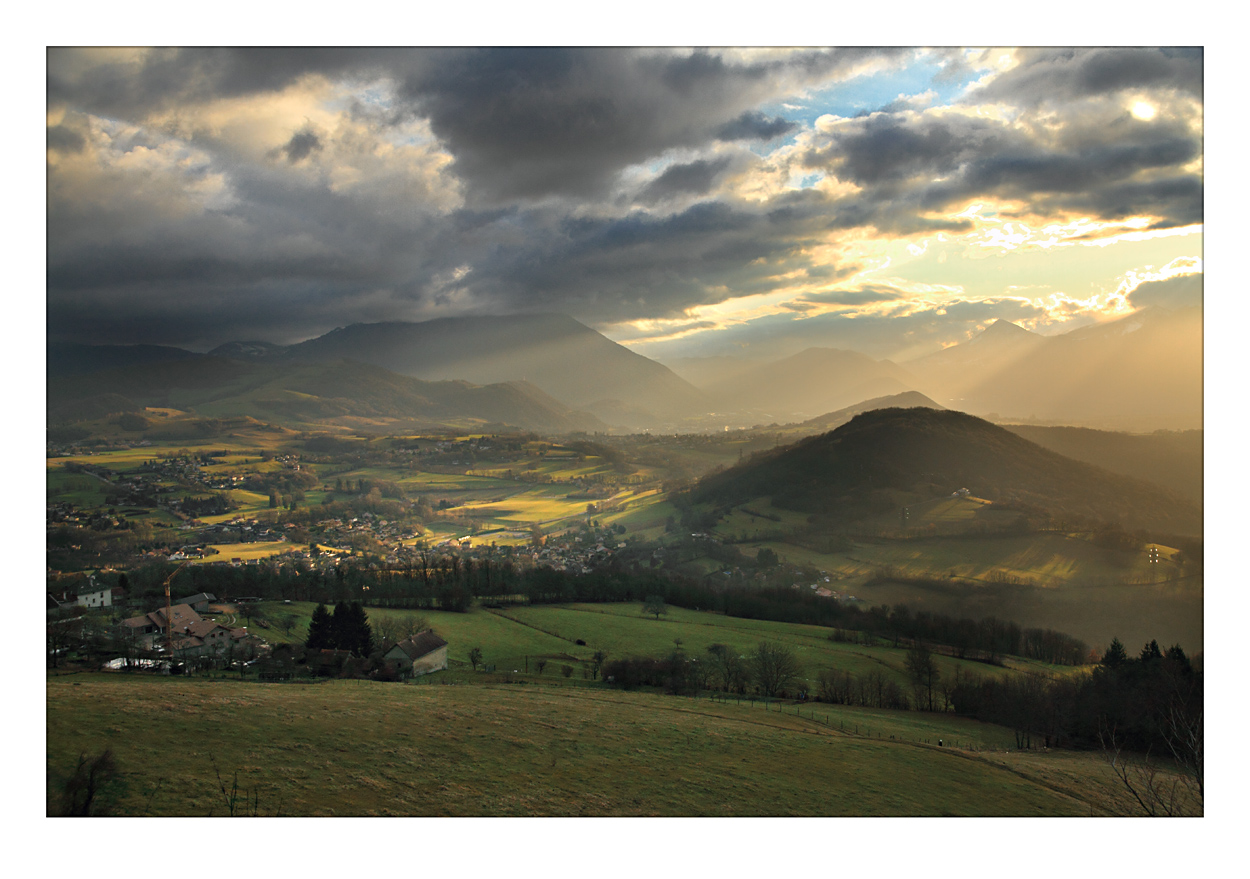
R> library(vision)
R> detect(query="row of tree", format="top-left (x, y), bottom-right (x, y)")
top-left (305, 601), bottom-right (374, 656)
top-left (604, 642), bottom-right (806, 699)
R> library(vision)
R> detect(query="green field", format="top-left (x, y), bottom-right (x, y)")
top-left (47, 674), bottom-right (1129, 816)
top-left (241, 601), bottom-right (1071, 696)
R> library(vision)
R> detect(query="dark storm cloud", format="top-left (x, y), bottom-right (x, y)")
top-left (809, 108), bottom-right (1202, 230)
top-left (46, 124), bottom-right (85, 153)
top-left (45, 47), bottom-right (1202, 353)
top-left (976, 47), bottom-right (1203, 106)
top-left (46, 47), bottom-right (415, 119)
top-left (639, 158), bottom-right (732, 202)
top-left (715, 110), bottom-right (797, 142)
top-left (456, 196), bottom-right (854, 324)
top-left (281, 127), bottom-right (322, 163)
top-left (47, 47), bottom-right (908, 348)
top-left (393, 47), bottom-right (897, 203)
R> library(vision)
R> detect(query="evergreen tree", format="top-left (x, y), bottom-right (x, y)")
top-left (330, 601), bottom-right (374, 656)
top-left (331, 601), bottom-right (353, 651)
top-left (351, 602), bottom-right (375, 657)
top-left (1102, 637), bottom-right (1128, 668)
top-left (306, 603), bottom-right (334, 650)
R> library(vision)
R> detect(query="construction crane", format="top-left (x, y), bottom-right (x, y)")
top-left (162, 561), bottom-right (190, 662)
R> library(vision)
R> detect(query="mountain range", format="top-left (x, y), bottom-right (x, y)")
top-left (48, 305), bottom-right (1200, 434)
top-left (47, 356), bottom-right (605, 434)
top-left (219, 314), bottom-right (708, 428)
top-left (901, 308), bottom-right (1202, 431)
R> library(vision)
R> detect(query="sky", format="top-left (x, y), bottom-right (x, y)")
top-left (46, 46), bottom-right (1202, 363)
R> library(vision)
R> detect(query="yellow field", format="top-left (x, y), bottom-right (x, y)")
top-left (191, 540), bottom-right (293, 563)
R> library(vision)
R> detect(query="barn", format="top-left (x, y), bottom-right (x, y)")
top-left (384, 631), bottom-right (449, 678)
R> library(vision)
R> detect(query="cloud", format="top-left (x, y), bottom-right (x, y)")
top-left (624, 293), bottom-right (1054, 362)
top-left (44, 47), bottom-right (1202, 355)
top-left (638, 157), bottom-right (733, 202)
top-left (804, 103), bottom-right (1201, 232)
top-left (974, 47), bottom-right (1203, 107)
top-left (1126, 270), bottom-right (1203, 310)
top-left (393, 47), bottom-right (895, 204)
top-left (715, 110), bottom-right (797, 142)
top-left (281, 126), bottom-right (322, 163)
top-left (794, 285), bottom-right (907, 307)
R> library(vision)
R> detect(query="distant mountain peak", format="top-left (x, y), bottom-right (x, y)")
top-left (976, 319), bottom-right (1035, 340)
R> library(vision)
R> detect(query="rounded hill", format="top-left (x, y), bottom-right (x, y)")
top-left (693, 407), bottom-right (1201, 536)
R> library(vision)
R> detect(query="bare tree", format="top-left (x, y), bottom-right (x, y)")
top-left (750, 642), bottom-right (802, 699)
top-left (54, 750), bottom-right (121, 816)
top-left (905, 643), bottom-right (940, 711)
top-left (1100, 722), bottom-right (1202, 817)
top-left (707, 644), bottom-right (749, 693)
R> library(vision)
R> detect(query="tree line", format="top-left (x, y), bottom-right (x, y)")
top-left (118, 550), bottom-right (1091, 667)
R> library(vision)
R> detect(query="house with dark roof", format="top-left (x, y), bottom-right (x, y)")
top-left (121, 603), bottom-right (202, 650)
top-left (384, 630), bottom-right (448, 678)
top-left (176, 592), bottom-right (218, 613)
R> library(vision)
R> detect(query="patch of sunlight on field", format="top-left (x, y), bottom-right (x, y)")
top-left (192, 540), bottom-right (293, 563)
top-left (196, 490), bottom-right (273, 524)
top-left (459, 491), bottom-right (590, 523)
top-left (611, 498), bottom-right (676, 536)
top-left (395, 472), bottom-right (500, 491)
top-left (48, 449), bottom-right (159, 471)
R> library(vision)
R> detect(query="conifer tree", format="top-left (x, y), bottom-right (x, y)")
top-left (331, 601), bottom-right (352, 652)
top-left (1102, 637), bottom-right (1128, 668)
top-left (306, 603), bottom-right (333, 650)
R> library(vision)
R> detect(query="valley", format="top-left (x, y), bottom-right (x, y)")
top-left (45, 308), bottom-right (1204, 821)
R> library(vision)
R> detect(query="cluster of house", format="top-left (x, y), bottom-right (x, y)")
top-left (522, 534), bottom-right (624, 575)
top-left (119, 592), bottom-right (263, 659)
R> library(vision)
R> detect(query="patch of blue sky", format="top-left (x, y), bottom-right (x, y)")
top-left (760, 55), bottom-right (982, 132)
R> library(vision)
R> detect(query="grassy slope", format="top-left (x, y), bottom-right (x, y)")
top-left (47, 675), bottom-right (1117, 816)
top-left (246, 602), bottom-right (1066, 692)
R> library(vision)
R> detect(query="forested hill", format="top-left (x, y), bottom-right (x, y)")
top-left (46, 356), bottom-right (606, 434)
top-left (693, 407), bottom-right (1202, 536)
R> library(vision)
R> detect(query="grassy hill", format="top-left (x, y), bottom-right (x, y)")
top-left (247, 601), bottom-right (1066, 689)
top-left (48, 673), bottom-right (1131, 816)
top-left (694, 407), bottom-right (1202, 536)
